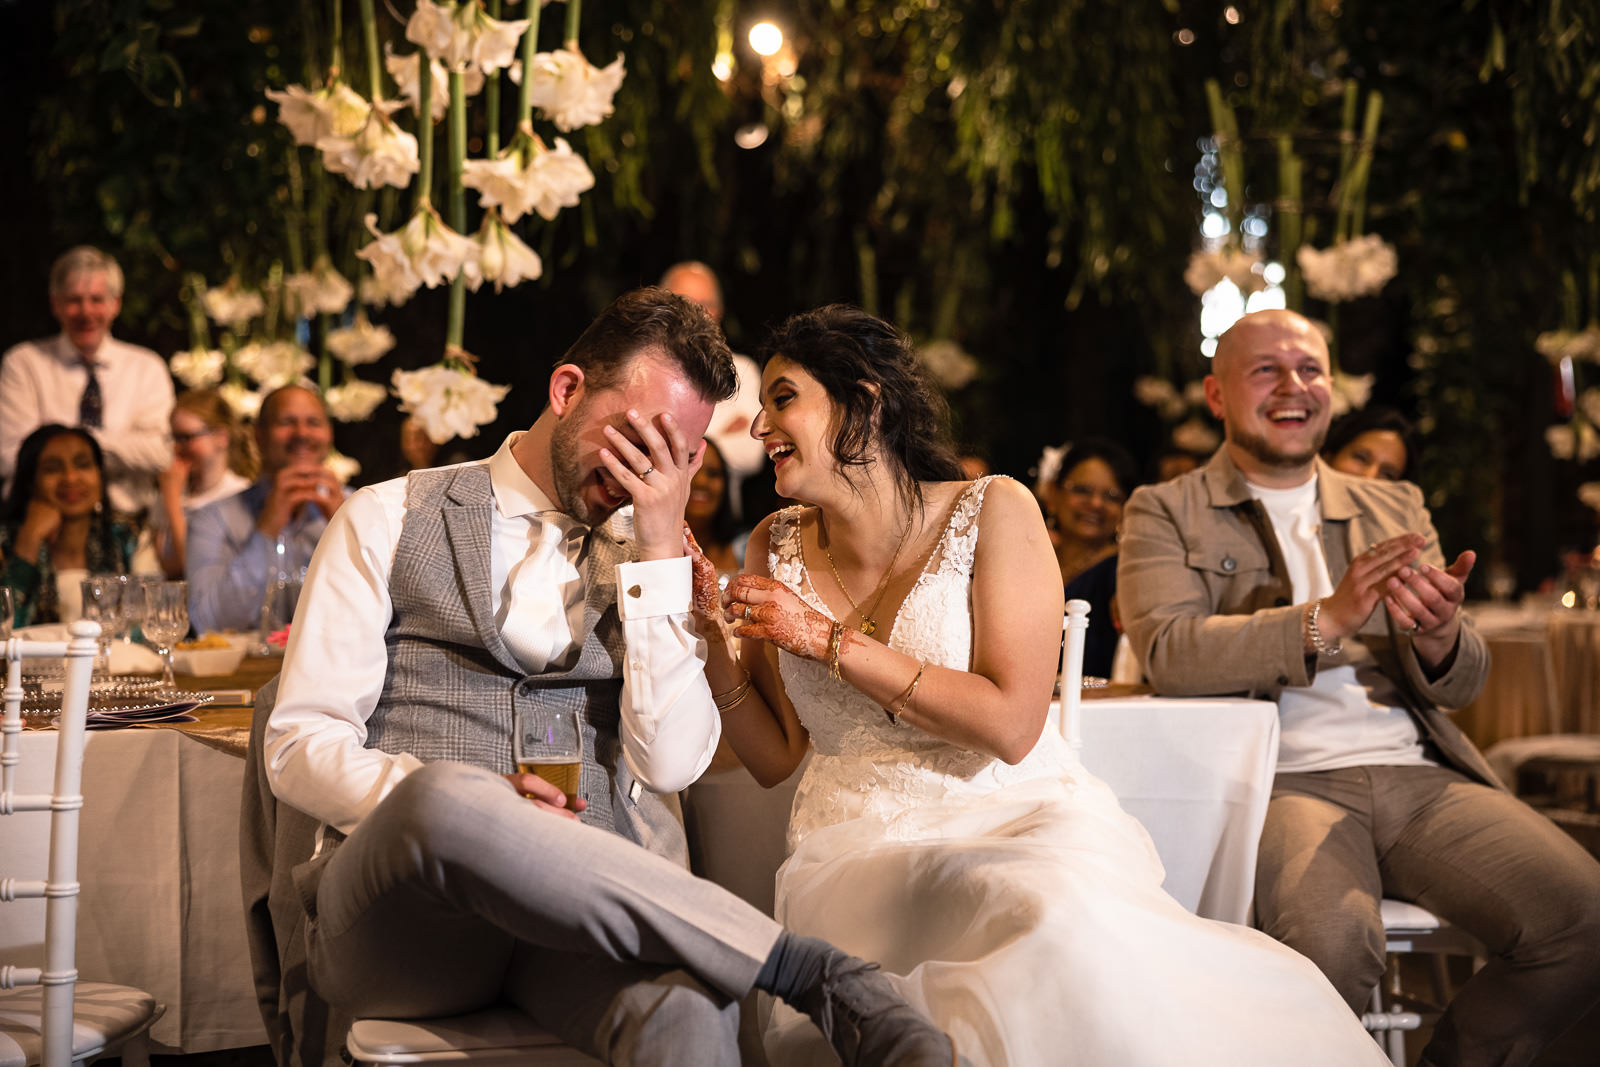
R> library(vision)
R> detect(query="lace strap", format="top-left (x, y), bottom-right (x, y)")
top-left (933, 475), bottom-right (1004, 578)
top-left (766, 505), bottom-right (810, 582)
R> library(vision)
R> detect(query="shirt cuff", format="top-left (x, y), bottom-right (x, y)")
top-left (614, 557), bottom-right (693, 619)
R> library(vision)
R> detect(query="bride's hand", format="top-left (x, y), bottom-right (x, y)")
top-left (723, 574), bottom-right (833, 661)
top-left (683, 524), bottom-right (725, 628)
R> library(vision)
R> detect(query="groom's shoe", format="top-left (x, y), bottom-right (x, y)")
top-left (802, 957), bottom-right (972, 1067)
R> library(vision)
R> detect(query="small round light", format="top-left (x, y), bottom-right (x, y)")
top-left (734, 123), bottom-right (770, 149)
top-left (711, 52), bottom-right (733, 81)
top-left (749, 22), bottom-right (784, 57)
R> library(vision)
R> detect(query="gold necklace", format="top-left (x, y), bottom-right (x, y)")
top-left (819, 515), bottom-right (910, 636)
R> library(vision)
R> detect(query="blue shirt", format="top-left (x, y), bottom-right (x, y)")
top-left (186, 479), bottom-right (334, 633)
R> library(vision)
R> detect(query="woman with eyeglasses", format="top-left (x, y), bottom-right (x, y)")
top-left (154, 388), bottom-right (258, 577)
top-left (1046, 438), bottom-right (1139, 677)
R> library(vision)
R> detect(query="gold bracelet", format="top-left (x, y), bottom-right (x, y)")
top-left (886, 659), bottom-right (926, 723)
top-left (714, 679), bottom-right (753, 713)
top-left (711, 670), bottom-right (751, 705)
top-left (827, 621), bottom-right (845, 681)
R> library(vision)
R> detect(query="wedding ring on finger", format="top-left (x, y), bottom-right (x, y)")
top-left (637, 466), bottom-right (655, 479)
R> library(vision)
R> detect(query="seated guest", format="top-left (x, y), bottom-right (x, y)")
top-left (0, 424), bottom-right (158, 627)
top-left (1046, 439), bottom-right (1137, 677)
top-left (1119, 308), bottom-right (1600, 1065)
top-left (686, 437), bottom-right (746, 578)
top-left (0, 246), bottom-right (174, 519)
top-left (154, 388), bottom-right (258, 578)
top-left (264, 288), bottom-right (965, 1066)
top-left (187, 384), bottom-right (344, 633)
top-left (1322, 404), bottom-right (1417, 483)
top-left (1150, 443), bottom-right (1205, 483)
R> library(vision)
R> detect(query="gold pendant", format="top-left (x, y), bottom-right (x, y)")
top-left (859, 619), bottom-right (877, 636)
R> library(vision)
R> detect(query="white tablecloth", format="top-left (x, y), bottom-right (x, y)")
top-left (0, 726), bottom-right (267, 1054)
top-left (683, 695), bottom-right (1280, 926)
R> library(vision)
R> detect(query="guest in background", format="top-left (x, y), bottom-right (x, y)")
top-left (0, 246), bottom-right (174, 519)
top-left (398, 415), bottom-right (441, 472)
top-left (1322, 405), bottom-right (1417, 483)
top-left (1150, 444), bottom-right (1205, 484)
top-left (1045, 439), bottom-right (1139, 678)
top-left (187, 384), bottom-right (344, 633)
top-left (154, 388), bottom-right (258, 578)
top-left (687, 437), bottom-right (746, 577)
top-left (0, 424), bottom-right (158, 627)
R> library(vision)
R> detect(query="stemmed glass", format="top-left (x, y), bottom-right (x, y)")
top-left (514, 707), bottom-right (584, 810)
top-left (141, 581), bottom-right (190, 688)
top-left (80, 575), bottom-right (126, 675)
top-left (0, 587), bottom-right (13, 641)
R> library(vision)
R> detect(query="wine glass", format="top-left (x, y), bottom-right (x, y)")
top-left (514, 708), bottom-right (584, 811)
top-left (0, 587), bottom-right (13, 641)
top-left (141, 581), bottom-right (189, 688)
top-left (80, 575), bottom-right (125, 675)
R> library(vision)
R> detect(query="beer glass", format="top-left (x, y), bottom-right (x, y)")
top-left (514, 708), bottom-right (583, 811)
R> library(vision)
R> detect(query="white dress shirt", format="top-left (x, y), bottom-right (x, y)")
top-left (264, 433), bottom-right (722, 836)
top-left (0, 333), bottom-right (175, 515)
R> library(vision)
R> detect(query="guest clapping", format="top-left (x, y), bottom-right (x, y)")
top-left (155, 389), bottom-right (258, 578)
top-left (0, 425), bottom-right (158, 627)
top-left (186, 385), bottom-right (343, 633)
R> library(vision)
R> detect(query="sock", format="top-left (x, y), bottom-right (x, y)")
top-left (753, 931), bottom-right (840, 1010)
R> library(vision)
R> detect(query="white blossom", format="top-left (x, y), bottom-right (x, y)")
top-left (1297, 234), bottom-right (1399, 303)
top-left (202, 284), bottom-right (265, 330)
top-left (406, 0), bottom-right (531, 74)
top-left (1548, 424), bottom-right (1577, 461)
top-left (1132, 376), bottom-right (1187, 421)
top-left (1033, 443), bottom-right (1067, 493)
top-left (1579, 482), bottom-right (1600, 515)
top-left (169, 347), bottom-right (226, 389)
top-left (407, 209), bottom-right (479, 288)
top-left (324, 379), bottom-right (390, 421)
top-left (356, 214), bottom-right (425, 307)
top-left (1172, 417), bottom-right (1221, 455)
top-left (1184, 247), bottom-right (1264, 296)
top-left (317, 109), bottom-right (420, 191)
top-left (1535, 326), bottom-right (1600, 365)
top-left (525, 48), bottom-right (626, 132)
top-left (219, 382), bottom-right (264, 421)
top-left (235, 340), bottom-right (316, 389)
top-left (325, 448), bottom-right (362, 485)
top-left (471, 212), bottom-right (543, 292)
top-left (1584, 422), bottom-right (1600, 463)
top-left (462, 135), bottom-right (595, 223)
top-left (1580, 388), bottom-right (1600, 429)
top-left (915, 339), bottom-right (979, 391)
top-left (1182, 380), bottom-right (1208, 407)
top-left (385, 48), bottom-right (485, 121)
top-left (327, 313), bottom-right (397, 365)
top-left (265, 82), bottom-right (370, 147)
top-left (392, 362), bottom-right (510, 444)
top-left (283, 258), bottom-right (355, 318)
top-left (1329, 372), bottom-right (1375, 417)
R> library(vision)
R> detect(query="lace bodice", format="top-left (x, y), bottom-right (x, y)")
top-left (771, 476), bottom-right (1077, 850)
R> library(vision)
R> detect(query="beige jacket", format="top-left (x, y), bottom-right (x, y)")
top-left (1118, 448), bottom-right (1497, 787)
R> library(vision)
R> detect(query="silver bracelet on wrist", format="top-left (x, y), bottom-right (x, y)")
top-left (1306, 598), bottom-right (1343, 656)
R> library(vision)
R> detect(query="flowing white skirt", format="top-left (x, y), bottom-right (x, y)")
top-left (764, 772), bottom-right (1386, 1067)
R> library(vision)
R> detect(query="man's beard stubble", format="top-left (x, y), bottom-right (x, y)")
top-left (1229, 423), bottom-right (1327, 472)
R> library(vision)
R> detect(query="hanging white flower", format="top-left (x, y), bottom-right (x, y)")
top-left (915, 339), bottom-right (979, 391)
top-left (1297, 234), bottom-right (1398, 303)
top-left (1033, 443), bottom-right (1067, 491)
top-left (385, 48), bottom-right (486, 121)
top-left (1132, 376), bottom-right (1187, 421)
top-left (169, 347), bottom-right (226, 389)
top-left (1182, 380), bottom-right (1208, 407)
top-left (471, 211), bottom-right (543, 293)
top-left (1579, 482), bottom-right (1600, 515)
top-left (1548, 424), bottom-right (1578, 461)
top-left (235, 340), bottom-right (316, 389)
top-left (1183, 247), bottom-right (1264, 296)
top-left (406, 0), bottom-right (531, 74)
top-left (1172, 417), bottom-right (1221, 455)
top-left (462, 134), bottom-right (595, 223)
top-left (1535, 326), bottom-right (1600, 365)
top-left (324, 448), bottom-right (362, 485)
top-left (392, 360), bottom-right (510, 444)
top-left (265, 82), bottom-right (371, 147)
top-left (1583, 422), bottom-right (1600, 463)
top-left (317, 108), bottom-right (420, 191)
top-left (202, 284), bottom-right (266, 330)
top-left (1580, 387), bottom-right (1600, 429)
top-left (283, 257), bottom-right (355, 318)
top-left (219, 382), bottom-right (265, 421)
top-left (327, 312), bottom-right (397, 365)
top-left (324, 380), bottom-right (390, 422)
top-left (1329, 372), bottom-right (1375, 416)
top-left (404, 207), bottom-right (480, 288)
top-left (525, 48), bottom-right (626, 132)
top-left (356, 214), bottom-right (425, 307)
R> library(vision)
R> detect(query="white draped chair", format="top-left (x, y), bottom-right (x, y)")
top-left (0, 621), bottom-right (161, 1067)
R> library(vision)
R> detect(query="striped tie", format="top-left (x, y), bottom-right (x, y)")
top-left (79, 363), bottom-right (103, 428)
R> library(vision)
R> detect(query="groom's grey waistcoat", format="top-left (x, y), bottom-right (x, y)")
top-left (363, 463), bottom-right (687, 863)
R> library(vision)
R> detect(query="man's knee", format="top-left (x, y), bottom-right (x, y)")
top-left (597, 970), bottom-right (740, 1067)
top-left (374, 761), bottom-right (519, 857)
top-left (1260, 899), bottom-right (1386, 1012)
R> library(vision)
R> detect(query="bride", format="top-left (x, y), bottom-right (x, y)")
top-left (689, 305), bottom-right (1386, 1066)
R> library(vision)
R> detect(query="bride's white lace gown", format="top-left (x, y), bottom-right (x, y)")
top-left (763, 478), bottom-right (1386, 1066)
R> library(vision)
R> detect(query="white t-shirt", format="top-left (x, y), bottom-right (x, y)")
top-left (1248, 475), bottom-right (1432, 774)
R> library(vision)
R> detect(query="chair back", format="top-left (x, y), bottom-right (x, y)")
top-left (1058, 599), bottom-right (1091, 756)
top-left (1, 620), bottom-right (99, 1067)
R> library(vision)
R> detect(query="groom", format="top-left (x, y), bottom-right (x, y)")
top-left (264, 288), bottom-right (967, 1067)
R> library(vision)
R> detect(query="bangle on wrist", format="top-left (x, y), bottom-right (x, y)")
top-left (885, 659), bottom-right (926, 724)
top-left (827, 621), bottom-right (845, 681)
top-left (713, 671), bottom-right (753, 713)
top-left (1306, 598), bottom-right (1342, 657)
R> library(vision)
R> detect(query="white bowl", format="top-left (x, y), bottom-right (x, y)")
top-left (172, 645), bottom-right (247, 677)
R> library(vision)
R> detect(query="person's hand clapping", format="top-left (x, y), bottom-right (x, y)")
top-left (599, 410), bottom-right (701, 561)
top-left (257, 464), bottom-right (343, 540)
top-left (1317, 534), bottom-right (1424, 643)
top-left (503, 771), bottom-right (588, 820)
top-left (1382, 549), bottom-right (1476, 668)
top-left (723, 573), bottom-right (835, 661)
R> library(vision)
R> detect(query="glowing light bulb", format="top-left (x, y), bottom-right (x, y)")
top-left (749, 21), bottom-right (783, 57)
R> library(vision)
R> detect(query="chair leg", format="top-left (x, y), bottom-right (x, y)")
top-left (116, 1031), bottom-right (152, 1067)
top-left (1383, 958), bottom-right (1407, 1067)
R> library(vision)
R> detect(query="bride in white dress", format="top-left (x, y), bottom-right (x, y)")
top-left (691, 306), bottom-right (1386, 1066)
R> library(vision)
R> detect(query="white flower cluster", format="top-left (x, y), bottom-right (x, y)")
top-left (1329, 372), bottom-right (1375, 417)
top-left (406, 0), bottom-right (530, 75)
top-left (461, 135), bottom-right (595, 222)
top-left (1296, 235), bottom-right (1398, 303)
top-left (1133, 376), bottom-right (1187, 420)
top-left (385, 48), bottom-right (485, 122)
top-left (1579, 482), bottom-right (1600, 515)
top-left (1535, 326), bottom-right (1600, 365)
top-left (265, 82), bottom-right (370, 147)
top-left (284, 259), bottom-right (355, 318)
top-left (235, 340), bottom-right (316, 389)
top-left (327, 314), bottom-right (397, 365)
top-left (316, 109), bottom-right (420, 191)
top-left (392, 362), bottom-right (511, 444)
top-left (169, 347), bottom-right (226, 389)
top-left (1547, 422), bottom-right (1600, 463)
top-left (324, 380), bottom-right (390, 422)
top-left (472, 212), bottom-right (543, 292)
top-left (915, 340), bottom-right (979, 391)
top-left (324, 449), bottom-right (362, 485)
top-left (1171, 418), bottom-right (1220, 455)
top-left (219, 382), bottom-right (265, 421)
top-left (525, 48), bottom-right (626, 132)
top-left (356, 209), bottom-right (478, 307)
top-left (1184, 247), bottom-right (1264, 296)
top-left (202, 285), bottom-right (265, 330)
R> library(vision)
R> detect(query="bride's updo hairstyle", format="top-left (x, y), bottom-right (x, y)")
top-left (762, 305), bottom-right (964, 509)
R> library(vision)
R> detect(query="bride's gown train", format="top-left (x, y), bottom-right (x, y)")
top-left (761, 477), bottom-right (1386, 1066)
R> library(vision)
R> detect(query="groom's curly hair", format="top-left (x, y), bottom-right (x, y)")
top-left (556, 287), bottom-right (736, 404)
top-left (761, 305), bottom-right (964, 510)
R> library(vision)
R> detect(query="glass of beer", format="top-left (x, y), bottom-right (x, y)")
top-left (515, 708), bottom-right (583, 811)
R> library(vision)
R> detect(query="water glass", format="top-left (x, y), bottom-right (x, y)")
top-left (141, 580), bottom-right (189, 687)
top-left (514, 707), bottom-right (584, 810)
top-left (80, 575), bottom-right (126, 674)
top-left (0, 587), bottom-right (13, 641)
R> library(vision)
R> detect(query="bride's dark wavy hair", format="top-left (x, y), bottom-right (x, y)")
top-left (761, 305), bottom-right (964, 510)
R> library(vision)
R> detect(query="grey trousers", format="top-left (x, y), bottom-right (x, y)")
top-left (1257, 763), bottom-right (1600, 1067)
top-left (300, 762), bottom-right (784, 1067)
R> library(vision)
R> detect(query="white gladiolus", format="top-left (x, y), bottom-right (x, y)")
top-left (266, 82), bottom-right (370, 147)
top-left (525, 48), bottom-right (626, 132)
top-left (1329, 372), bottom-right (1375, 416)
top-left (1183, 247), bottom-right (1264, 296)
top-left (472, 212), bottom-right (543, 292)
top-left (235, 340), bottom-right (316, 389)
top-left (386, 48), bottom-right (485, 121)
top-left (317, 109), bottom-right (420, 190)
top-left (202, 285), bottom-right (265, 330)
top-left (1172, 417), bottom-right (1221, 455)
top-left (325, 449), bottom-right (362, 484)
top-left (327, 313), bottom-right (397, 365)
top-left (324, 380), bottom-right (390, 421)
top-left (915, 340), bottom-right (979, 391)
top-left (407, 0), bottom-right (530, 74)
top-left (392, 362), bottom-right (510, 444)
top-left (219, 382), bottom-right (265, 421)
top-left (462, 135), bottom-right (595, 223)
top-left (1535, 326), bottom-right (1600, 365)
top-left (169, 347), bottom-right (226, 389)
top-left (284, 258), bottom-right (355, 318)
top-left (1297, 234), bottom-right (1398, 303)
top-left (1579, 482), bottom-right (1600, 514)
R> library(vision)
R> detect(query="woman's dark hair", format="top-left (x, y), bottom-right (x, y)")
top-left (696, 437), bottom-right (742, 548)
top-left (760, 305), bottom-right (964, 509)
top-left (3, 424), bottom-right (112, 521)
top-left (1053, 437), bottom-right (1139, 498)
top-left (1321, 405), bottom-right (1417, 482)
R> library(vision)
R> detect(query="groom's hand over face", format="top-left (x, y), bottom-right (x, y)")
top-left (600, 409), bottom-right (703, 561)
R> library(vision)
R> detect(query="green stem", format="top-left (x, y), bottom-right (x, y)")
top-left (318, 314), bottom-right (334, 392)
top-left (416, 52), bottom-right (434, 207)
top-left (446, 70), bottom-right (467, 350)
top-left (298, 0), bottom-right (320, 84)
top-left (357, 0), bottom-right (381, 102)
top-left (309, 159), bottom-right (331, 262)
top-left (485, 0), bottom-right (502, 155)
top-left (264, 262), bottom-right (285, 340)
top-left (328, 0), bottom-right (343, 82)
top-left (1203, 80), bottom-right (1245, 241)
top-left (519, 0), bottom-right (542, 122)
top-left (284, 147), bottom-right (308, 274)
top-left (184, 273), bottom-right (210, 350)
top-left (1276, 135), bottom-right (1303, 312)
top-left (565, 0), bottom-right (582, 47)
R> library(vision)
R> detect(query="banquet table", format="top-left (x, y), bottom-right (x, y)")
top-left (0, 660), bottom-right (275, 1054)
top-left (682, 692), bottom-right (1280, 926)
top-left (1456, 603), bottom-right (1600, 749)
